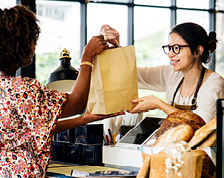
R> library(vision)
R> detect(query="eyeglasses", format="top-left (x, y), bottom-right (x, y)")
top-left (162, 44), bottom-right (189, 55)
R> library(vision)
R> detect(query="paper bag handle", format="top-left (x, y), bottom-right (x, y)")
top-left (115, 39), bottom-right (121, 48)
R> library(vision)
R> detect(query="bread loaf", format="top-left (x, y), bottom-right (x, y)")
top-left (156, 110), bottom-right (206, 139)
top-left (136, 153), bottom-right (151, 178)
top-left (152, 124), bottom-right (194, 147)
top-left (198, 131), bottom-right (216, 149)
top-left (188, 116), bottom-right (216, 148)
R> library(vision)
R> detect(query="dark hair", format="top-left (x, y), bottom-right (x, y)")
top-left (0, 5), bottom-right (41, 70)
top-left (170, 22), bottom-right (217, 64)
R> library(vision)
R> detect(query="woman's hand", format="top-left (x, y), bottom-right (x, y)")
top-left (82, 110), bottom-right (125, 125)
top-left (100, 24), bottom-right (120, 47)
top-left (129, 95), bottom-right (160, 113)
top-left (129, 95), bottom-right (179, 115)
top-left (82, 35), bottom-right (109, 62)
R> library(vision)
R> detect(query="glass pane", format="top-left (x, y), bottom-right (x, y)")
top-left (134, 7), bottom-right (170, 117)
top-left (177, 10), bottom-right (209, 32)
top-left (215, 13), bottom-right (224, 77)
top-left (134, 0), bottom-right (170, 6)
top-left (87, 0), bottom-right (132, 3)
top-left (87, 4), bottom-right (128, 46)
top-left (35, 1), bottom-right (80, 85)
top-left (177, 0), bottom-right (209, 9)
top-left (216, 0), bottom-right (224, 10)
top-left (0, 0), bottom-right (16, 8)
top-left (134, 7), bottom-right (170, 67)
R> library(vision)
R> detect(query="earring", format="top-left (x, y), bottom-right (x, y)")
top-left (196, 57), bottom-right (198, 61)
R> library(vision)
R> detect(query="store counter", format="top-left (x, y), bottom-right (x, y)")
top-left (46, 161), bottom-right (137, 178)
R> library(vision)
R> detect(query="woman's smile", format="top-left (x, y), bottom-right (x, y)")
top-left (171, 59), bottom-right (180, 66)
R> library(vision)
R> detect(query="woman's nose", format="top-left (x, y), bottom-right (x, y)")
top-left (168, 49), bottom-right (175, 58)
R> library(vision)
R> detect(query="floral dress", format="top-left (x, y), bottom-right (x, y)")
top-left (0, 71), bottom-right (68, 177)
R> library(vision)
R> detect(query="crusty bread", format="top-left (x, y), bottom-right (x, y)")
top-left (156, 110), bottom-right (206, 139)
top-left (198, 131), bottom-right (216, 149)
top-left (152, 124), bottom-right (194, 147)
top-left (188, 116), bottom-right (216, 148)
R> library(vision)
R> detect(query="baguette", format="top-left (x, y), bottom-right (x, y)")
top-left (188, 116), bottom-right (216, 148)
top-left (198, 131), bottom-right (216, 149)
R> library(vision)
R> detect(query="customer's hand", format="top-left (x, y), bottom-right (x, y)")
top-left (82, 110), bottom-right (125, 125)
top-left (100, 24), bottom-right (120, 47)
top-left (82, 35), bottom-right (109, 62)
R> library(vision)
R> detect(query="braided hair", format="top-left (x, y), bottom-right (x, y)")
top-left (170, 22), bottom-right (217, 64)
top-left (0, 5), bottom-right (41, 71)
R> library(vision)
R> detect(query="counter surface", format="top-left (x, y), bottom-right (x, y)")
top-left (46, 161), bottom-right (135, 178)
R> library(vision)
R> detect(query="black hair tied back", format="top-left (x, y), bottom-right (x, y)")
top-left (0, 8), bottom-right (3, 18)
top-left (208, 31), bottom-right (217, 54)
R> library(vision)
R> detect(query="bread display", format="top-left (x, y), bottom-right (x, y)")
top-left (136, 111), bottom-right (217, 178)
top-left (151, 111), bottom-right (216, 149)
top-left (156, 110), bottom-right (206, 139)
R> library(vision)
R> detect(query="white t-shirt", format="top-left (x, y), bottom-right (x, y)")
top-left (137, 65), bottom-right (224, 123)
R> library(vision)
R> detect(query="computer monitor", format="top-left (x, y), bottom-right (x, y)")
top-left (116, 116), bottom-right (165, 148)
top-left (216, 99), bottom-right (224, 178)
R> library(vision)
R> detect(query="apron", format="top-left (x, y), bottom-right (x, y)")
top-left (170, 66), bottom-right (206, 110)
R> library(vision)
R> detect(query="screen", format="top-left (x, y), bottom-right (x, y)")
top-left (118, 117), bottom-right (164, 145)
top-left (216, 99), bottom-right (224, 178)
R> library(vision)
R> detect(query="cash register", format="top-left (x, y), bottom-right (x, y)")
top-left (103, 116), bottom-right (165, 170)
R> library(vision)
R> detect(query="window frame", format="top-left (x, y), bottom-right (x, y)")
top-left (18, 0), bottom-right (222, 77)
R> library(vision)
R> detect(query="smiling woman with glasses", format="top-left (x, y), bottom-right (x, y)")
top-left (101, 22), bottom-right (224, 124)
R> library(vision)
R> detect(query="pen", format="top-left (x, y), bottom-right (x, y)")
top-left (112, 132), bottom-right (116, 144)
top-left (106, 135), bottom-right (110, 144)
top-left (108, 129), bottom-right (113, 143)
top-left (103, 130), bottom-right (107, 144)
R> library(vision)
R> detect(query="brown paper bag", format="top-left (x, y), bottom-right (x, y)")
top-left (88, 45), bottom-right (138, 114)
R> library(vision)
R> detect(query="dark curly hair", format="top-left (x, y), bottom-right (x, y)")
top-left (170, 22), bottom-right (217, 64)
top-left (0, 5), bottom-right (41, 71)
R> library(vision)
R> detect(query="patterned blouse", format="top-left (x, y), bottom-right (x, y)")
top-left (0, 71), bottom-right (68, 177)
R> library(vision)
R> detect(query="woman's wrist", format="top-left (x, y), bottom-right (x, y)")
top-left (154, 96), bottom-right (164, 110)
top-left (81, 54), bottom-right (93, 62)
